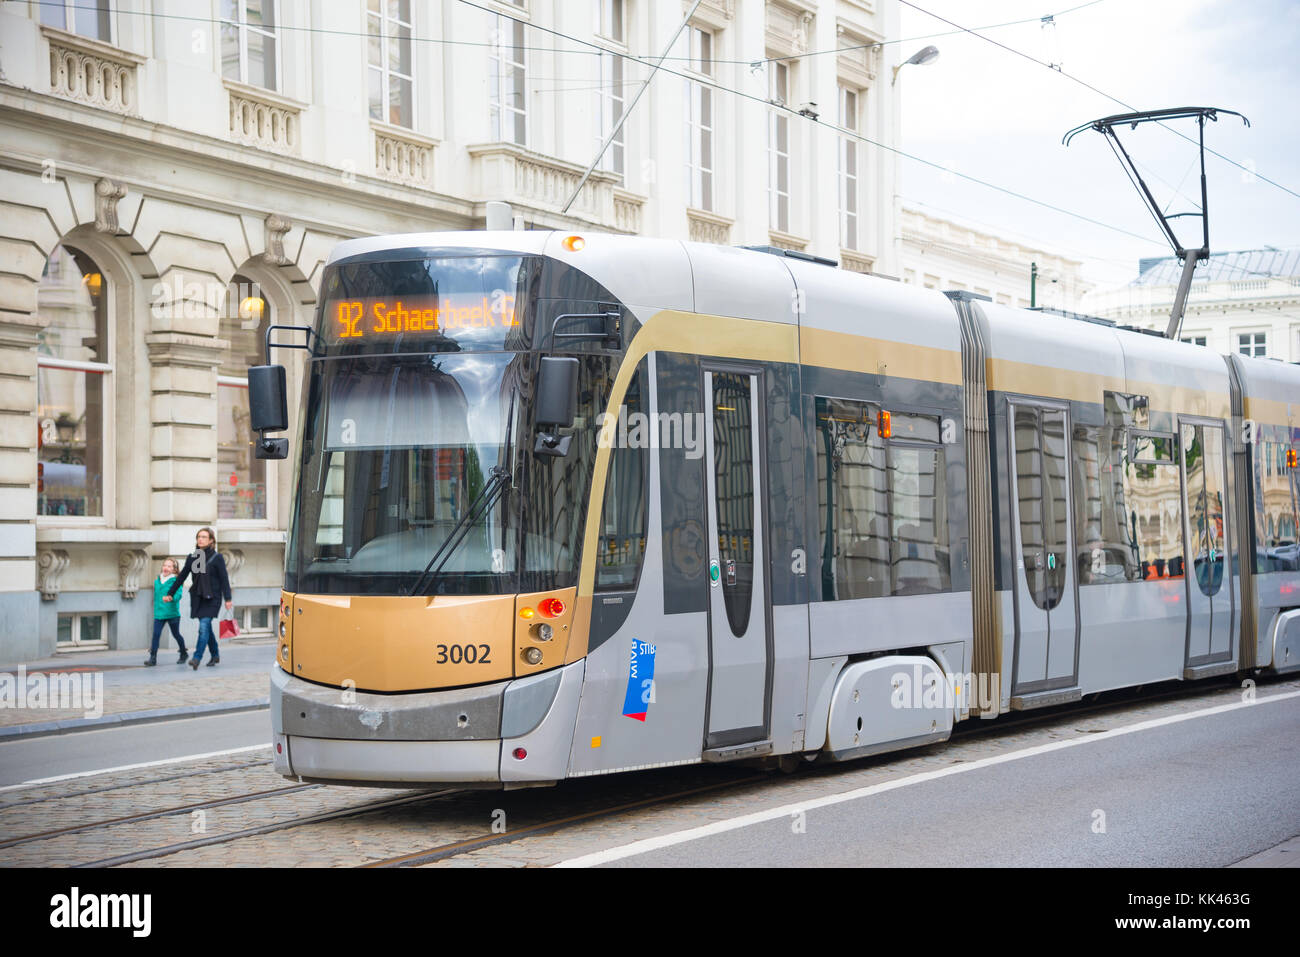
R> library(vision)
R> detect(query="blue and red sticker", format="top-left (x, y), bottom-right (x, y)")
top-left (621, 639), bottom-right (656, 721)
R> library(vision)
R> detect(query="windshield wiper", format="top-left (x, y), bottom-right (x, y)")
top-left (407, 465), bottom-right (512, 596)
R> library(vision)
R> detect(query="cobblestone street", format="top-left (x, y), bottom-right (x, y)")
top-left (3, 676), bottom-right (1292, 868)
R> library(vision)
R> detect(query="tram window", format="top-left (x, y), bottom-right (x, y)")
top-left (595, 359), bottom-right (649, 590)
top-left (1121, 435), bottom-right (1184, 581)
top-left (1182, 424), bottom-right (1227, 595)
top-left (1255, 438), bottom-right (1300, 572)
top-left (889, 444), bottom-right (951, 595)
top-left (713, 372), bottom-right (756, 636)
top-left (816, 397), bottom-right (888, 600)
top-left (889, 412), bottom-right (941, 443)
top-left (1073, 425), bottom-right (1131, 584)
top-left (523, 355), bottom-right (609, 590)
top-left (815, 398), bottom-right (949, 599)
top-left (1013, 406), bottom-right (1068, 609)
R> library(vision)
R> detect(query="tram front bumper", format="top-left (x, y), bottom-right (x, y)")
top-left (269, 662), bottom-right (584, 786)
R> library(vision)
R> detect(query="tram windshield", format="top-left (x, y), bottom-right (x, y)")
top-left (286, 255), bottom-right (616, 597)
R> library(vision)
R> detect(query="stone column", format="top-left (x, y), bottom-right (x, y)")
top-left (0, 312), bottom-right (41, 659)
top-left (146, 332), bottom-right (224, 557)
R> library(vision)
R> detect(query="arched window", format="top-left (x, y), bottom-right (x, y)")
top-left (217, 275), bottom-right (270, 521)
top-left (37, 245), bottom-right (110, 519)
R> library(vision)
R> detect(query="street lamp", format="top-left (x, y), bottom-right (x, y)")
top-left (892, 45), bottom-right (940, 85)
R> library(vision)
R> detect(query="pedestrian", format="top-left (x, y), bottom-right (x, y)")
top-left (144, 557), bottom-right (188, 666)
top-left (165, 526), bottom-right (232, 670)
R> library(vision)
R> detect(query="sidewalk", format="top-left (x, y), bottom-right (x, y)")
top-left (0, 640), bottom-right (275, 737)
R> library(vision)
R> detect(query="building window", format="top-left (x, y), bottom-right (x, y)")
top-left (597, 0), bottom-right (625, 42)
top-left (221, 0), bottom-right (278, 90)
top-left (218, 276), bottom-right (270, 521)
top-left (839, 86), bottom-right (860, 249)
top-left (1181, 335), bottom-right (1207, 347)
top-left (685, 26), bottom-right (714, 211)
top-left (238, 606), bottom-right (276, 636)
top-left (1238, 332), bottom-right (1267, 357)
top-left (40, 0), bottom-right (111, 42)
top-left (768, 62), bottom-right (791, 233)
top-left (37, 245), bottom-right (110, 519)
top-left (367, 0), bottom-right (413, 128)
top-left (596, 51), bottom-right (625, 179)
top-left (57, 612), bottom-right (108, 650)
top-left (490, 16), bottom-right (527, 144)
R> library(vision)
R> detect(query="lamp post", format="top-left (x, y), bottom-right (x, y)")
top-left (892, 45), bottom-right (940, 85)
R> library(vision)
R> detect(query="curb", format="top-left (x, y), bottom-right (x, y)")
top-left (0, 698), bottom-right (270, 740)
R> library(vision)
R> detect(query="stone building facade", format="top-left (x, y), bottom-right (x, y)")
top-left (898, 205), bottom-right (1091, 310)
top-left (0, 0), bottom-right (900, 662)
top-left (1081, 248), bottom-right (1300, 363)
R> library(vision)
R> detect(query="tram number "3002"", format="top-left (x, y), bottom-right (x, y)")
top-left (436, 643), bottom-right (492, 665)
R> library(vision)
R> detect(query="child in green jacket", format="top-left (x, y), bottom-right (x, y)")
top-left (145, 558), bottom-right (189, 666)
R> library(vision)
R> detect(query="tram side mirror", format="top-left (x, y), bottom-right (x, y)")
top-left (534, 356), bottom-right (578, 458)
top-left (249, 364), bottom-right (290, 460)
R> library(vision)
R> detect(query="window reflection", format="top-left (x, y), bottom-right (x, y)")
top-left (37, 245), bottom-right (107, 518)
top-left (218, 276), bottom-right (269, 520)
top-left (815, 397), bottom-right (950, 600)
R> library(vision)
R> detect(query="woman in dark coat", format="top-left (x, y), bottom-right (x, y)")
top-left (165, 526), bottom-right (233, 669)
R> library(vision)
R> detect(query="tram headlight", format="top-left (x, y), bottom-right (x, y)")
top-left (522, 647), bottom-right (544, 665)
top-left (280, 644), bottom-right (289, 660)
top-left (279, 621), bottom-right (286, 637)
top-left (531, 622), bottom-right (553, 642)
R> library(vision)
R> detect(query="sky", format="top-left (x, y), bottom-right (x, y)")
top-left (895, 0), bottom-right (1300, 292)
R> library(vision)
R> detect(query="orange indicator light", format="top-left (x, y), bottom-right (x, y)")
top-left (562, 235), bottom-right (585, 252)
top-left (877, 410), bottom-right (892, 439)
top-left (538, 597), bottom-right (566, 618)
top-left (519, 607), bottom-right (535, 619)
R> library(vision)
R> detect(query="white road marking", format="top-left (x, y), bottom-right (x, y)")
top-left (554, 688), bottom-right (1300, 867)
top-left (0, 744), bottom-right (270, 793)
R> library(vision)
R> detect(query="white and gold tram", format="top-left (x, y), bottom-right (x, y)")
top-left (250, 232), bottom-right (1300, 787)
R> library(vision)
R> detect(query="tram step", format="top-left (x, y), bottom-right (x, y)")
top-left (1182, 659), bottom-right (1238, 680)
top-left (702, 740), bottom-right (774, 763)
top-left (1009, 687), bottom-right (1083, 711)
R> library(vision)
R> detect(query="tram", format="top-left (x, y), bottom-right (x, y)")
top-left (249, 231), bottom-right (1300, 787)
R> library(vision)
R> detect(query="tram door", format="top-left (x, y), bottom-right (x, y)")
top-left (1180, 421), bottom-right (1234, 666)
top-left (1009, 402), bottom-right (1079, 692)
top-left (702, 369), bottom-right (772, 750)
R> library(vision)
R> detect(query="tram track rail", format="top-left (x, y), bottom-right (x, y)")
top-left (360, 672), bottom-right (1293, 868)
top-left (0, 781), bottom-right (318, 852)
top-left (73, 788), bottom-right (459, 868)
top-left (7, 671), bottom-right (1291, 868)
top-left (0, 758), bottom-right (272, 811)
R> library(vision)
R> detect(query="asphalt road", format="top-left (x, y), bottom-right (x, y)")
top-left (602, 695), bottom-right (1300, 866)
top-left (0, 709), bottom-right (271, 788)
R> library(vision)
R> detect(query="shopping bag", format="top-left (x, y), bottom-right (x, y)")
top-left (218, 614), bottom-right (240, 640)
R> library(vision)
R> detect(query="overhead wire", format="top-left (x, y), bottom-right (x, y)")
top-left (455, 0), bottom-right (1162, 247)
top-left (35, 0), bottom-right (1283, 256)
top-left (896, 0), bottom-right (1300, 203)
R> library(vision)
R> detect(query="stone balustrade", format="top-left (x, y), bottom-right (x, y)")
top-left (373, 123), bottom-right (436, 187)
top-left (44, 26), bottom-right (143, 115)
top-left (468, 144), bottom-right (639, 232)
top-left (687, 208), bottom-right (733, 245)
top-left (227, 81), bottom-right (302, 155)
